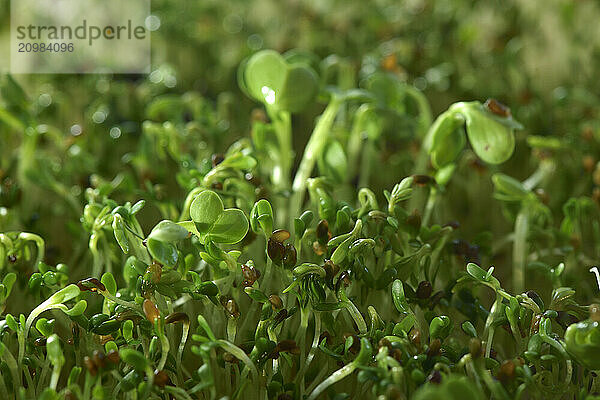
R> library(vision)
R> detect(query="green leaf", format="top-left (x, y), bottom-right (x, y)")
top-left (112, 214), bottom-right (130, 254)
top-left (190, 190), bottom-right (249, 244)
top-left (430, 315), bottom-right (452, 340)
top-left (313, 302), bottom-right (345, 311)
top-left (149, 220), bottom-right (190, 242)
top-left (427, 110), bottom-right (466, 168)
top-left (36, 318), bottom-right (55, 336)
top-left (101, 273), bottom-right (117, 295)
top-left (2, 273), bottom-right (16, 296)
top-left (492, 173), bottom-right (529, 202)
top-left (48, 284), bottom-right (80, 305)
top-left (46, 334), bottom-right (64, 366)
top-left (64, 300), bottom-right (87, 316)
top-left (391, 280), bottom-right (409, 314)
top-left (208, 209), bottom-right (249, 244)
top-left (466, 263), bottom-right (488, 281)
top-left (241, 50), bottom-right (318, 113)
top-left (147, 238), bottom-right (178, 267)
top-left (119, 348), bottom-right (149, 371)
top-left (452, 101), bottom-right (517, 165)
top-left (250, 199), bottom-right (273, 236)
top-left (244, 287), bottom-right (269, 303)
top-left (190, 190), bottom-right (224, 232)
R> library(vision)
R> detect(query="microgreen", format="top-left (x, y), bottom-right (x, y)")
top-left (0, 30), bottom-right (599, 400)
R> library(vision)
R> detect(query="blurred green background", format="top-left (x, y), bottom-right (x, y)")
top-left (1, 0), bottom-right (600, 299)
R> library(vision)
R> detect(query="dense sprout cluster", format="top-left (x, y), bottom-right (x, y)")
top-left (2, 2), bottom-right (600, 400)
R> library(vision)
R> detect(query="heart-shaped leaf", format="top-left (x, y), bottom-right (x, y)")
top-left (241, 50), bottom-right (318, 113)
top-left (427, 110), bottom-right (466, 169)
top-left (189, 190), bottom-right (249, 244)
top-left (451, 101), bottom-right (518, 165)
top-left (147, 238), bottom-right (178, 267)
top-left (207, 209), bottom-right (249, 244)
top-left (149, 220), bottom-right (190, 242)
top-left (190, 191), bottom-right (224, 233)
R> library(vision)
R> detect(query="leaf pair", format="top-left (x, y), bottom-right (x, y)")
top-left (427, 101), bottom-right (523, 168)
top-left (239, 50), bottom-right (319, 113)
top-left (188, 190), bottom-right (249, 245)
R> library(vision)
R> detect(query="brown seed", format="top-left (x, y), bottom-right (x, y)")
top-left (391, 348), bottom-right (403, 363)
top-left (77, 278), bottom-right (106, 293)
top-left (267, 238), bottom-right (285, 264)
top-left (427, 338), bottom-right (441, 357)
top-left (534, 188), bottom-right (549, 205)
top-left (277, 340), bottom-right (300, 355)
top-left (107, 350), bottom-right (120, 364)
top-left (143, 299), bottom-right (160, 323)
top-left (484, 98), bottom-right (511, 118)
top-left (443, 220), bottom-right (460, 230)
top-left (225, 299), bottom-right (240, 318)
top-left (416, 281), bottom-right (433, 299)
top-left (271, 229), bottom-right (290, 243)
top-left (211, 153), bottom-right (225, 167)
top-left (594, 165), bottom-right (600, 186)
top-left (590, 304), bottom-right (600, 322)
top-left (273, 309), bottom-right (288, 325)
top-left (251, 108), bottom-right (268, 123)
top-left (323, 260), bottom-right (340, 281)
top-left (470, 158), bottom-right (487, 174)
top-left (583, 156), bottom-right (596, 172)
top-left (409, 329), bottom-right (421, 347)
top-left (145, 263), bottom-right (162, 284)
top-left (378, 338), bottom-right (392, 349)
top-left (268, 295), bottom-right (283, 310)
top-left (312, 241), bottom-right (327, 256)
top-left (34, 337), bottom-right (46, 347)
top-left (490, 348), bottom-right (498, 359)
top-left (165, 312), bottom-right (189, 325)
top-left (316, 220), bottom-right (331, 245)
top-left (223, 352), bottom-right (239, 364)
top-left (93, 350), bottom-right (106, 369)
top-left (593, 187), bottom-right (600, 205)
top-left (582, 127), bottom-right (594, 141)
top-left (244, 172), bottom-right (262, 186)
top-left (428, 369), bottom-right (442, 384)
top-left (335, 271), bottom-right (351, 292)
top-left (7, 254), bottom-right (17, 263)
top-left (282, 244), bottom-right (297, 268)
top-left (241, 263), bottom-right (261, 287)
top-left (381, 53), bottom-right (398, 72)
top-left (319, 331), bottom-right (332, 345)
top-left (83, 356), bottom-right (98, 376)
top-left (412, 174), bottom-right (435, 186)
top-left (469, 338), bottom-right (482, 359)
top-left (153, 369), bottom-right (170, 388)
top-left (497, 360), bottom-right (516, 383)
top-left (530, 314), bottom-right (542, 334)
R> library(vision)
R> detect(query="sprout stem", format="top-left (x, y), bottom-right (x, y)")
top-left (290, 99), bottom-right (342, 221)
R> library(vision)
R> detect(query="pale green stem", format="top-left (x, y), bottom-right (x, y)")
top-left (422, 187), bottom-right (438, 227)
top-left (0, 342), bottom-right (20, 389)
top-left (308, 362), bottom-right (357, 400)
top-left (290, 99), bottom-right (342, 220)
top-left (157, 328), bottom-right (170, 371)
top-left (513, 208), bottom-right (529, 294)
